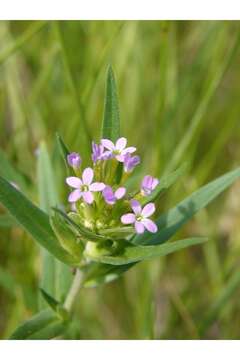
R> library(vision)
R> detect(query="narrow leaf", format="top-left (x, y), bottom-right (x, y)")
top-left (84, 237), bottom-right (207, 266)
top-left (0, 214), bottom-right (16, 228)
top-left (0, 176), bottom-right (76, 265)
top-left (56, 132), bottom-right (71, 171)
top-left (133, 166), bottom-right (240, 245)
top-left (9, 309), bottom-right (58, 340)
top-left (101, 65), bottom-right (120, 142)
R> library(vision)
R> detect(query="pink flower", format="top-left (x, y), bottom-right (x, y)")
top-left (102, 186), bottom-right (126, 205)
top-left (141, 175), bottom-right (159, 196)
top-left (67, 152), bottom-right (82, 168)
top-left (101, 137), bottom-right (136, 162)
top-left (121, 199), bottom-right (158, 234)
top-left (123, 153), bottom-right (140, 173)
top-left (66, 167), bottom-right (105, 204)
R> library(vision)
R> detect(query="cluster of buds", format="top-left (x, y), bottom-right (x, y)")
top-left (65, 137), bottom-right (159, 239)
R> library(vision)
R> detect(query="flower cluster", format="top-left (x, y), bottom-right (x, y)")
top-left (66, 137), bottom-right (159, 235)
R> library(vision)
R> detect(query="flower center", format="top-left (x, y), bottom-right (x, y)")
top-left (113, 149), bottom-right (121, 155)
top-left (136, 214), bottom-right (143, 222)
top-left (81, 184), bottom-right (89, 192)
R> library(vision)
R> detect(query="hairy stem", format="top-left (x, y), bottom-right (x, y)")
top-left (64, 269), bottom-right (83, 312)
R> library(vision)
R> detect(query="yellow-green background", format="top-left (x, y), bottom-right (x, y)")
top-left (1, 20), bottom-right (240, 339)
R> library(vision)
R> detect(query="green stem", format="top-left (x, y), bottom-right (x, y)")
top-left (64, 269), bottom-right (83, 312)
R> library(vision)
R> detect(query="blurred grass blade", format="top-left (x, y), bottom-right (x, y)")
top-left (0, 148), bottom-right (28, 190)
top-left (9, 309), bottom-right (59, 340)
top-left (0, 176), bottom-right (76, 265)
top-left (37, 142), bottom-right (73, 306)
top-left (84, 237), bottom-right (207, 266)
top-left (0, 21), bottom-right (47, 66)
top-left (141, 162), bottom-right (187, 206)
top-left (101, 65), bottom-right (120, 142)
top-left (199, 270), bottom-right (240, 335)
top-left (134, 166), bottom-right (240, 246)
top-left (0, 214), bottom-right (16, 228)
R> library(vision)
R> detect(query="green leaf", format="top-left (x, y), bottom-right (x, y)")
top-left (53, 208), bottom-right (108, 242)
top-left (133, 166), bottom-right (240, 246)
top-left (141, 162), bottom-right (187, 206)
top-left (82, 262), bottom-right (133, 288)
top-left (101, 65), bottom-right (120, 142)
top-left (27, 321), bottom-right (67, 340)
top-left (84, 237), bottom-right (207, 266)
top-left (40, 288), bottom-right (60, 312)
top-left (56, 132), bottom-right (71, 172)
top-left (9, 309), bottom-right (59, 340)
top-left (0, 176), bottom-right (76, 265)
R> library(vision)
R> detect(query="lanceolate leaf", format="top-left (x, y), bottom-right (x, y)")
top-left (101, 65), bottom-right (120, 142)
top-left (0, 176), bottom-right (76, 265)
top-left (133, 166), bottom-right (240, 245)
top-left (84, 237), bottom-right (207, 266)
top-left (9, 309), bottom-right (59, 340)
top-left (56, 132), bottom-right (71, 171)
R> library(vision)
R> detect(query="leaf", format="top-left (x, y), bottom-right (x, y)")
top-left (141, 162), bottom-right (187, 206)
top-left (56, 132), bottom-right (71, 172)
top-left (9, 309), bottom-right (59, 340)
top-left (84, 237), bottom-right (207, 266)
top-left (0, 176), bottom-right (76, 265)
top-left (82, 262), bottom-right (133, 288)
top-left (40, 288), bottom-right (59, 312)
top-left (133, 166), bottom-right (240, 246)
top-left (27, 321), bottom-right (67, 340)
top-left (53, 207), bottom-right (108, 242)
top-left (101, 65), bottom-right (120, 142)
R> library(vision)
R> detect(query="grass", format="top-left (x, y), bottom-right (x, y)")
top-left (1, 20), bottom-right (240, 339)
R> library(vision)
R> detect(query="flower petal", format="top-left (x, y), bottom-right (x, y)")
top-left (66, 177), bottom-right (82, 188)
top-left (89, 182), bottom-right (106, 191)
top-left (68, 189), bottom-right (82, 203)
top-left (122, 146), bottom-right (136, 155)
top-left (101, 139), bottom-right (115, 151)
top-left (115, 154), bottom-right (125, 162)
top-left (142, 219), bottom-right (158, 233)
top-left (115, 187), bottom-right (126, 199)
top-left (130, 199), bottom-right (142, 214)
top-left (141, 175), bottom-right (152, 189)
top-left (141, 203), bottom-right (156, 217)
top-left (82, 167), bottom-right (94, 185)
top-left (121, 213), bottom-right (136, 224)
top-left (152, 178), bottom-right (159, 190)
top-left (82, 191), bottom-right (94, 204)
top-left (134, 221), bottom-right (145, 234)
top-left (116, 137), bottom-right (127, 151)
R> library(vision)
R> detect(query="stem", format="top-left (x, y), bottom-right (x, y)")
top-left (64, 269), bottom-right (83, 312)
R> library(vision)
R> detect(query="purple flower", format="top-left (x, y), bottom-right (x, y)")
top-left (102, 186), bottom-right (126, 205)
top-left (141, 175), bottom-right (159, 196)
top-left (67, 152), bottom-right (82, 168)
top-left (123, 153), bottom-right (140, 173)
top-left (121, 199), bottom-right (158, 234)
top-left (91, 142), bottom-right (111, 164)
top-left (101, 137), bottom-right (136, 162)
top-left (66, 167), bottom-right (105, 204)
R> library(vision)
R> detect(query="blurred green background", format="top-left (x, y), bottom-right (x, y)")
top-left (1, 20), bottom-right (240, 339)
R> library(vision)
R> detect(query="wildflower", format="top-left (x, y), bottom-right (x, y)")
top-left (102, 186), bottom-right (126, 205)
top-left (67, 152), bottom-right (82, 168)
top-left (66, 167), bottom-right (105, 204)
top-left (123, 153), bottom-right (140, 173)
top-left (91, 142), bottom-right (106, 164)
top-left (101, 137), bottom-right (136, 162)
top-left (121, 199), bottom-right (157, 234)
top-left (141, 175), bottom-right (159, 196)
